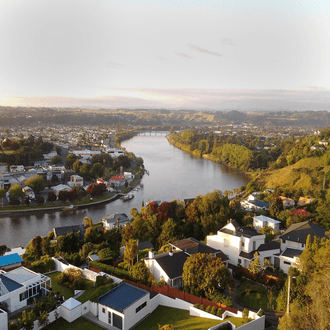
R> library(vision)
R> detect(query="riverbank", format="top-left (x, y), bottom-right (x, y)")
top-left (166, 135), bottom-right (254, 179)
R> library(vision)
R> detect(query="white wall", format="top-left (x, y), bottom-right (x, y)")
top-left (60, 304), bottom-right (82, 323)
top-left (0, 286), bottom-right (27, 313)
top-left (123, 295), bottom-right (151, 330)
top-left (144, 259), bottom-right (169, 283)
top-left (281, 240), bottom-right (305, 251)
top-left (0, 309), bottom-right (8, 330)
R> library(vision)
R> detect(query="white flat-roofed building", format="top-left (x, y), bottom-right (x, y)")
top-left (253, 215), bottom-right (281, 232)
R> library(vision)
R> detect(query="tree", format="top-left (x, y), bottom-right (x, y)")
top-left (47, 191), bottom-right (57, 203)
top-left (89, 162), bottom-right (104, 179)
top-left (158, 218), bottom-right (177, 248)
top-left (124, 239), bottom-right (138, 270)
top-left (269, 195), bottom-right (283, 218)
top-left (58, 190), bottom-right (68, 202)
top-left (130, 261), bottom-right (152, 283)
top-left (72, 159), bottom-right (83, 173)
top-left (83, 217), bottom-right (93, 227)
top-left (25, 175), bottom-right (45, 193)
top-left (0, 245), bottom-right (7, 256)
top-left (0, 187), bottom-right (5, 206)
top-left (247, 252), bottom-right (261, 275)
top-left (51, 155), bottom-right (61, 165)
top-left (18, 309), bottom-right (35, 330)
top-left (66, 153), bottom-right (79, 169)
top-left (182, 253), bottom-right (234, 295)
top-left (8, 183), bottom-right (24, 202)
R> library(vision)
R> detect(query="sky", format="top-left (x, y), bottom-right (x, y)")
top-left (1, 0), bottom-right (330, 110)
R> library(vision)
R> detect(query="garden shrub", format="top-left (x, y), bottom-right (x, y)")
top-left (95, 275), bottom-right (113, 288)
top-left (216, 308), bottom-right (224, 317)
top-left (193, 303), bottom-right (200, 309)
top-left (90, 283), bottom-right (118, 302)
top-left (205, 305), bottom-right (212, 313)
top-left (257, 308), bottom-right (264, 316)
top-left (210, 306), bottom-right (218, 315)
top-left (199, 304), bottom-right (206, 311)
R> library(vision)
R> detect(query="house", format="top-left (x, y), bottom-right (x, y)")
top-left (0, 254), bottom-right (23, 270)
top-left (98, 282), bottom-right (150, 330)
top-left (101, 214), bottom-right (130, 230)
top-left (169, 237), bottom-right (229, 265)
top-left (43, 151), bottom-right (58, 162)
top-left (318, 140), bottom-right (329, 146)
top-left (252, 215), bottom-right (281, 232)
top-left (310, 145), bottom-right (325, 151)
top-left (247, 192), bottom-right (260, 201)
top-left (9, 165), bottom-right (24, 173)
top-left (22, 186), bottom-right (35, 201)
top-left (109, 175), bottom-right (126, 187)
top-left (67, 175), bottom-right (83, 188)
top-left (52, 184), bottom-right (71, 196)
top-left (53, 225), bottom-right (85, 240)
top-left (278, 221), bottom-right (328, 273)
top-left (206, 220), bottom-right (279, 268)
top-left (123, 172), bottom-right (135, 181)
top-left (279, 196), bottom-right (295, 209)
top-left (297, 197), bottom-right (313, 207)
top-left (0, 267), bottom-right (51, 313)
top-left (144, 250), bottom-right (188, 288)
top-left (145, 238), bottom-right (229, 288)
top-left (240, 199), bottom-right (269, 211)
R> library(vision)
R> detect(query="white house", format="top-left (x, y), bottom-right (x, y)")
top-left (206, 220), bottom-right (279, 268)
top-left (278, 221), bottom-right (328, 273)
top-left (22, 186), bottom-right (35, 201)
top-left (240, 199), bottom-right (269, 211)
top-left (144, 250), bottom-right (188, 288)
top-left (98, 282), bottom-right (151, 330)
top-left (67, 175), bottom-right (83, 188)
top-left (0, 308), bottom-right (8, 330)
top-left (252, 215), bottom-right (281, 232)
top-left (9, 165), bottom-right (24, 173)
top-left (0, 267), bottom-right (51, 313)
top-left (101, 214), bottom-right (130, 230)
top-left (52, 184), bottom-right (71, 196)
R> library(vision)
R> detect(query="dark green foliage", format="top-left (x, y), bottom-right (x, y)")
top-left (89, 260), bottom-right (135, 281)
top-left (90, 283), bottom-right (118, 302)
top-left (95, 275), bottom-right (113, 288)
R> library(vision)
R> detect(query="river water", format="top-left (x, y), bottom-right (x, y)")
top-left (0, 133), bottom-right (250, 248)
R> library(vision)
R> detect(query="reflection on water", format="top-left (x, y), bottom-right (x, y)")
top-left (0, 134), bottom-right (249, 247)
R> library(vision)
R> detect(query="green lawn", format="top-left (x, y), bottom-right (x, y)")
top-left (237, 281), bottom-right (276, 310)
top-left (77, 279), bottom-right (96, 303)
top-left (132, 306), bottom-right (248, 330)
top-left (47, 272), bottom-right (74, 299)
top-left (43, 317), bottom-right (104, 330)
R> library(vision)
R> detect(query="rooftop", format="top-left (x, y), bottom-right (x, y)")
top-left (0, 253), bottom-right (23, 267)
top-left (98, 282), bottom-right (148, 313)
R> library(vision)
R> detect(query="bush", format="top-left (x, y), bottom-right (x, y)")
top-left (257, 308), bottom-right (264, 316)
top-left (73, 278), bottom-right (85, 290)
top-left (95, 275), bottom-right (113, 288)
top-left (89, 261), bottom-right (134, 281)
top-left (205, 305), bottom-right (212, 313)
top-left (90, 283), bottom-right (118, 302)
top-left (193, 303), bottom-right (200, 309)
top-left (216, 308), bottom-right (224, 317)
top-left (216, 323), bottom-right (232, 330)
top-left (199, 304), bottom-right (206, 311)
top-left (210, 306), bottom-right (218, 315)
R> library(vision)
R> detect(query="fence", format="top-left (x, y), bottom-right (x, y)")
top-left (125, 279), bottom-right (238, 313)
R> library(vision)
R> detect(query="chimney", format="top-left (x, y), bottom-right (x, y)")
top-left (148, 249), bottom-right (154, 259)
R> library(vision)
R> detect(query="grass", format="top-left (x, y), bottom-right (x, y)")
top-left (77, 280), bottom-right (96, 303)
top-left (43, 317), bottom-right (104, 330)
top-left (132, 306), bottom-right (248, 330)
top-left (47, 272), bottom-right (73, 299)
top-left (237, 281), bottom-right (276, 310)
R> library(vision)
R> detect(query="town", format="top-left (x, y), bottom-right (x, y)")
top-left (0, 118), bottom-right (330, 330)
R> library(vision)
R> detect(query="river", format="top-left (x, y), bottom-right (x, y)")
top-left (0, 133), bottom-right (250, 248)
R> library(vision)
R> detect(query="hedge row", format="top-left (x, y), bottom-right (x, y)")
top-left (89, 260), bottom-right (135, 281)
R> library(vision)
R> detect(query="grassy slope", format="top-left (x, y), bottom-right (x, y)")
top-left (255, 157), bottom-right (329, 190)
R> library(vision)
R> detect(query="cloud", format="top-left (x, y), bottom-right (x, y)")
top-left (221, 38), bottom-right (235, 46)
top-left (175, 53), bottom-right (193, 59)
top-left (187, 44), bottom-right (222, 57)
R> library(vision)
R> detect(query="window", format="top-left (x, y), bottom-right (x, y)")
top-left (301, 243), bottom-right (304, 248)
top-left (241, 241), bottom-right (245, 248)
top-left (102, 308), bottom-right (105, 313)
top-left (253, 241), bottom-right (256, 250)
top-left (108, 311), bottom-right (111, 324)
top-left (136, 301), bottom-right (147, 313)
top-left (284, 261), bottom-right (291, 265)
top-left (282, 239), bottom-right (286, 244)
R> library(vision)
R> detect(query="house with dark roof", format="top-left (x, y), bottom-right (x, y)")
top-left (144, 250), bottom-right (188, 288)
top-left (207, 220), bottom-right (279, 268)
top-left (0, 254), bottom-right (23, 270)
top-left (169, 237), bottom-right (229, 265)
top-left (0, 267), bottom-right (51, 313)
top-left (240, 199), bottom-right (269, 211)
top-left (145, 237), bottom-right (230, 289)
top-left (98, 282), bottom-right (150, 330)
top-left (278, 221), bottom-right (328, 273)
top-left (53, 224), bottom-right (85, 240)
